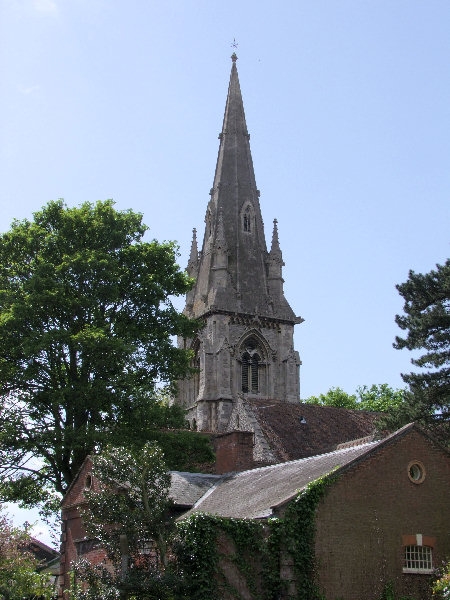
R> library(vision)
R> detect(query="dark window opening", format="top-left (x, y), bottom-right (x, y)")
top-left (241, 339), bottom-right (261, 393)
top-left (243, 206), bottom-right (252, 232)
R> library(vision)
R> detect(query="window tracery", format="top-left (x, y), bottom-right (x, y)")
top-left (191, 340), bottom-right (200, 401)
top-left (241, 338), bottom-right (261, 393)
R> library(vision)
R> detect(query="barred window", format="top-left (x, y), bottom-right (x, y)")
top-left (403, 545), bottom-right (433, 574)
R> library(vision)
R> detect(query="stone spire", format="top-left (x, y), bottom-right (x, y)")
top-left (177, 55), bottom-right (303, 428)
top-left (186, 54), bottom-right (296, 322)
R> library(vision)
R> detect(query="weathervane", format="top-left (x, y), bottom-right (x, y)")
top-left (231, 38), bottom-right (238, 50)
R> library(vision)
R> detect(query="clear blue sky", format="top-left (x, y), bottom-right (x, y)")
top-left (1, 1), bottom-right (449, 541)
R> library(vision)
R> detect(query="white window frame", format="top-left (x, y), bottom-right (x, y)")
top-left (403, 544), bottom-right (433, 574)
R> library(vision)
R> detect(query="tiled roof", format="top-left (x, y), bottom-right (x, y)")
top-left (27, 538), bottom-right (60, 563)
top-left (248, 399), bottom-right (378, 461)
top-left (169, 471), bottom-right (222, 507)
top-left (181, 439), bottom-right (383, 520)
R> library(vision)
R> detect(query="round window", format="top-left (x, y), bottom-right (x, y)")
top-left (407, 461), bottom-right (426, 484)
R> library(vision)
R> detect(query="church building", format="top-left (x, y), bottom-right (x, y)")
top-left (177, 53), bottom-right (303, 434)
top-left (57, 56), bottom-right (450, 600)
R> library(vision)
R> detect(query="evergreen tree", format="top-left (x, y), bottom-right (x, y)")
top-left (394, 259), bottom-right (450, 425)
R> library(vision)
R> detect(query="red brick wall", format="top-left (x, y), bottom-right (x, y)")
top-left (59, 458), bottom-right (107, 598)
top-left (215, 431), bottom-right (254, 473)
top-left (314, 430), bottom-right (450, 600)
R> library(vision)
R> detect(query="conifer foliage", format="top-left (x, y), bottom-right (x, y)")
top-left (394, 259), bottom-right (450, 422)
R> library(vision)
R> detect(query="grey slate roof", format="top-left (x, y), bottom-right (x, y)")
top-left (169, 471), bottom-right (222, 507)
top-left (181, 439), bottom-right (384, 520)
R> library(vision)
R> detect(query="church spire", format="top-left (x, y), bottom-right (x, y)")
top-left (176, 55), bottom-right (303, 427)
top-left (184, 55), bottom-right (296, 323)
top-left (185, 55), bottom-right (295, 321)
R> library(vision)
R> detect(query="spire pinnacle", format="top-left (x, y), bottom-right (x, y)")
top-left (187, 228), bottom-right (199, 275)
top-left (269, 218), bottom-right (283, 262)
top-left (231, 52), bottom-right (238, 63)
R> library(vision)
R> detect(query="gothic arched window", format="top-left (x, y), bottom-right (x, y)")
top-left (191, 340), bottom-right (200, 401)
top-left (206, 210), bottom-right (212, 237)
top-left (241, 338), bottom-right (260, 393)
top-left (243, 205), bottom-right (252, 232)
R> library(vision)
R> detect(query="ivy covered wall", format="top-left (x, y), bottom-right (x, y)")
top-left (174, 474), bottom-right (334, 600)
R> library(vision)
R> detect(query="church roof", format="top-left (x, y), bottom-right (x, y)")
top-left (180, 424), bottom-right (432, 520)
top-left (247, 399), bottom-right (379, 461)
top-left (181, 439), bottom-right (382, 520)
top-left (169, 471), bottom-right (221, 507)
top-left (186, 55), bottom-right (297, 322)
top-left (26, 538), bottom-right (60, 564)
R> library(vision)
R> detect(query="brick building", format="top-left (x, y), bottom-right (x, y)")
top-left (60, 424), bottom-right (450, 599)
top-left (58, 56), bottom-right (449, 599)
top-left (58, 456), bottom-right (221, 597)
top-left (183, 423), bottom-right (450, 600)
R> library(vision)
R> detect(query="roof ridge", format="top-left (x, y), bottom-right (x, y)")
top-left (231, 438), bottom-right (382, 477)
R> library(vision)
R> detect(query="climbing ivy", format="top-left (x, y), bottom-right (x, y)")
top-left (175, 513), bottom-right (220, 599)
top-left (272, 473), bottom-right (336, 600)
top-left (174, 513), bottom-right (266, 600)
top-left (174, 472), bottom-right (336, 600)
top-left (217, 517), bottom-right (267, 598)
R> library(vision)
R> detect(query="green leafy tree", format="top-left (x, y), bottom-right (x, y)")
top-left (303, 383), bottom-right (408, 430)
top-left (394, 259), bottom-right (450, 426)
top-left (0, 510), bottom-right (53, 600)
top-left (0, 200), bottom-right (200, 510)
top-left (356, 384), bottom-right (406, 412)
top-left (303, 387), bottom-right (357, 409)
top-left (433, 558), bottom-right (450, 598)
top-left (70, 442), bottom-right (179, 599)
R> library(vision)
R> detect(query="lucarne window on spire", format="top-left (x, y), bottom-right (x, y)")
top-left (243, 205), bottom-right (252, 232)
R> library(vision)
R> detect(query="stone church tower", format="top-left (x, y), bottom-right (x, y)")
top-left (177, 54), bottom-right (303, 433)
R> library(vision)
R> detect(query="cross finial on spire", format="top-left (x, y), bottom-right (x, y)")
top-left (231, 38), bottom-right (238, 62)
